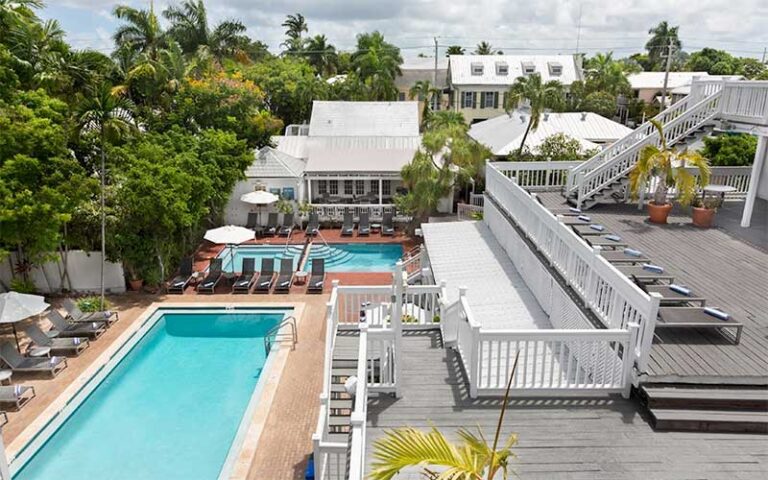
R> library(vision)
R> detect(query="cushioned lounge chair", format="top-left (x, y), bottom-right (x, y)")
top-left (197, 258), bottom-right (223, 294)
top-left (0, 342), bottom-right (67, 377)
top-left (47, 310), bottom-right (106, 339)
top-left (0, 385), bottom-right (36, 411)
top-left (168, 257), bottom-right (194, 294)
top-left (265, 213), bottom-right (279, 236)
top-left (279, 213), bottom-right (294, 237)
top-left (25, 324), bottom-right (89, 356)
top-left (656, 307), bottom-right (743, 344)
top-left (307, 258), bottom-right (326, 294)
top-left (341, 212), bottom-right (354, 236)
top-left (254, 258), bottom-right (276, 294)
top-left (306, 213), bottom-right (319, 236)
top-left (587, 236), bottom-right (628, 249)
top-left (63, 298), bottom-right (118, 326)
top-left (620, 265), bottom-right (674, 283)
top-left (571, 224), bottom-right (613, 236)
top-left (358, 212), bottom-right (371, 236)
top-left (233, 258), bottom-right (257, 294)
top-left (382, 212), bottom-right (395, 236)
top-left (273, 258), bottom-right (294, 293)
top-left (601, 250), bottom-right (651, 264)
top-left (634, 278), bottom-right (707, 306)
top-left (246, 212), bottom-right (259, 230)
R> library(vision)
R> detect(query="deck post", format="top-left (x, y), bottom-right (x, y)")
top-left (638, 293), bottom-right (662, 372)
top-left (393, 261), bottom-right (404, 398)
top-left (623, 323), bottom-right (641, 398)
top-left (741, 135), bottom-right (766, 227)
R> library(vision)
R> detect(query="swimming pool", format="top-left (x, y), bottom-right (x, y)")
top-left (220, 243), bottom-right (403, 273)
top-left (14, 308), bottom-right (285, 480)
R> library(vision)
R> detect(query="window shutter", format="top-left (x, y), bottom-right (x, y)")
top-left (494, 92), bottom-right (499, 108)
top-left (479, 92), bottom-right (484, 109)
top-left (473, 92), bottom-right (478, 109)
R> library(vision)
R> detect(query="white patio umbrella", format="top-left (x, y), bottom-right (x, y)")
top-left (204, 226), bottom-right (255, 272)
top-left (0, 292), bottom-right (49, 351)
top-left (240, 190), bottom-right (279, 225)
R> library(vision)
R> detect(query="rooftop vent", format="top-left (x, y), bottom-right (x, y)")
top-left (543, 112), bottom-right (549, 121)
top-left (522, 61), bottom-right (536, 74)
top-left (495, 61), bottom-right (509, 75)
top-left (580, 112), bottom-right (588, 121)
top-left (548, 62), bottom-right (563, 75)
top-left (471, 62), bottom-right (484, 76)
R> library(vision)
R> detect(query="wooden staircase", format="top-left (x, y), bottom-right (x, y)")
top-left (640, 385), bottom-right (768, 434)
top-left (327, 332), bottom-right (359, 443)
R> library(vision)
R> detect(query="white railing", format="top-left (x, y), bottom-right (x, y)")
top-left (402, 284), bottom-right (443, 327)
top-left (642, 166), bottom-right (753, 202)
top-left (310, 204), bottom-right (409, 222)
top-left (711, 80), bottom-right (768, 124)
top-left (457, 203), bottom-right (483, 220)
top-left (469, 192), bottom-right (484, 207)
top-left (492, 161), bottom-right (583, 191)
top-left (485, 164), bottom-right (661, 372)
top-left (335, 286), bottom-right (393, 327)
top-left (401, 246), bottom-right (424, 282)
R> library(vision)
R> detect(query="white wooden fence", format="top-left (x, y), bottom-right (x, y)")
top-left (0, 251), bottom-right (126, 294)
top-left (309, 204), bottom-right (409, 222)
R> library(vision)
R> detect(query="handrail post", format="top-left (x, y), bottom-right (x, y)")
top-left (623, 323), bottom-right (640, 398)
top-left (393, 261), bottom-right (404, 397)
top-left (637, 293), bottom-right (662, 372)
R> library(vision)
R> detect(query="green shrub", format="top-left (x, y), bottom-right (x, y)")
top-left (700, 134), bottom-right (757, 167)
top-left (10, 278), bottom-right (36, 294)
top-left (76, 296), bottom-right (112, 313)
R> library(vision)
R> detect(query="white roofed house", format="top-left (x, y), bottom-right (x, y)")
top-left (627, 71), bottom-right (711, 104)
top-left (447, 54), bottom-right (584, 124)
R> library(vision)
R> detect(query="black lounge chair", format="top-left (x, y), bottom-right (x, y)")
top-left (0, 384), bottom-right (35, 411)
top-left (168, 257), bottom-right (194, 294)
top-left (246, 212), bottom-right (259, 230)
top-left (63, 298), bottom-right (118, 326)
top-left (307, 259), bottom-right (326, 294)
top-left (232, 258), bottom-right (257, 293)
top-left (382, 212), bottom-right (395, 236)
top-left (306, 213), bottom-right (319, 236)
top-left (265, 213), bottom-right (279, 236)
top-left (273, 258), bottom-right (294, 293)
top-left (0, 341), bottom-right (67, 377)
top-left (47, 310), bottom-right (106, 339)
top-left (197, 258), bottom-right (223, 294)
top-left (25, 324), bottom-right (89, 356)
top-left (634, 278), bottom-right (707, 306)
top-left (340, 212), bottom-right (354, 236)
top-left (279, 213), bottom-right (294, 237)
top-left (358, 212), bottom-right (371, 236)
top-left (656, 307), bottom-right (743, 344)
top-left (254, 258), bottom-right (276, 294)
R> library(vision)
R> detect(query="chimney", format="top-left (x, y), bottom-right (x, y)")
top-left (543, 112), bottom-right (549, 121)
top-left (580, 112), bottom-right (587, 121)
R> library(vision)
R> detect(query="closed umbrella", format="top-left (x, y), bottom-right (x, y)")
top-left (240, 190), bottom-right (279, 225)
top-left (0, 292), bottom-right (49, 351)
top-left (204, 226), bottom-right (255, 272)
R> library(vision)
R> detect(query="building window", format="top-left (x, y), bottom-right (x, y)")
top-left (355, 180), bottom-right (365, 195)
top-left (398, 92), bottom-right (406, 101)
top-left (328, 180), bottom-right (338, 195)
top-left (382, 180), bottom-right (392, 196)
top-left (522, 61), bottom-right (536, 74)
top-left (431, 94), bottom-right (440, 111)
top-left (548, 62), bottom-right (562, 75)
top-left (482, 92), bottom-right (495, 108)
top-left (344, 179), bottom-right (353, 195)
top-left (495, 62), bottom-right (508, 75)
top-left (281, 187), bottom-right (295, 200)
top-left (462, 91), bottom-right (474, 108)
top-left (370, 180), bottom-right (379, 195)
top-left (269, 187), bottom-right (281, 197)
top-left (317, 180), bottom-right (327, 195)
top-left (471, 62), bottom-right (483, 75)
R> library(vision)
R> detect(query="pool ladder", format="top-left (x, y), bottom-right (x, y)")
top-left (264, 316), bottom-right (298, 354)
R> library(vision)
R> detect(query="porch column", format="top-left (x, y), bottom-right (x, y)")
top-left (306, 177), bottom-right (312, 203)
top-left (379, 179), bottom-right (383, 205)
top-left (741, 135), bottom-right (767, 227)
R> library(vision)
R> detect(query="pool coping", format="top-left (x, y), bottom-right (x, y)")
top-left (7, 301), bottom-right (306, 480)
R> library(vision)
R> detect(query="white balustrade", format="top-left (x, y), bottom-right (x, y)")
top-left (492, 161), bottom-right (583, 191)
top-left (310, 204), bottom-right (409, 222)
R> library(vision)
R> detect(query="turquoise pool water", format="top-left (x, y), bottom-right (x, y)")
top-left (15, 309), bottom-right (284, 480)
top-left (221, 243), bottom-right (403, 273)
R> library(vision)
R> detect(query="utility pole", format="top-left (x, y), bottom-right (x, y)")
top-left (660, 38), bottom-right (675, 110)
top-left (762, 47), bottom-right (767, 64)
top-left (433, 37), bottom-right (439, 85)
top-left (575, 3), bottom-right (583, 54)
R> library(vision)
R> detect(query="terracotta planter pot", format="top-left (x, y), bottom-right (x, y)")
top-left (691, 206), bottom-right (716, 228)
top-left (129, 279), bottom-right (144, 291)
top-left (647, 202), bottom-right (673, 224)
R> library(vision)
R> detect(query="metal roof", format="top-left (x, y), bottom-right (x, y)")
top-left (272, 135), bottom-right (308, 159)
top-left (448, 54), bottom-right (582, 86)
top-left (628, 72), bottom-right (710, 90)
top-left (245, 147), bottom-right (306, 178)
top-left (469, 111), bottom-right (632, 155)
top-left (308, 101), bottom-right (420, 137)
top-left (304, 136), bottom-right (421, 173)
top-left (395, 68), bottom-right (449, 90)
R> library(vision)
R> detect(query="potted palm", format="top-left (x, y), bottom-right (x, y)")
top-left (629, 120), bottom-right (710, 224)
top-left (691, 194), bottom-right (720, 228)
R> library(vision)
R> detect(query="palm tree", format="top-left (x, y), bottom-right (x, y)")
top-left (585, 52), bottom-right (630, 95)
top-left (304, 34), bottom-right (337, 76)
top-left (282, 13), bottom-right (308, 41)
top-left (113, 5), bottom-right (164, 60)
top-left (163, 0), bottom-right (247, 61)
top-left (7, 17), bottom-right (67, 88)
top-left (645, 21), bottom-right (681, 70)
top-left (409, 80), bottom-right (441, 127)
top-left (76, 84), bottom-right (136, 309)
top-left (425, 110), bottom-right (465, 130)
top-left (474, 41), bottom-right (499, 55)
top-left (504, 74), bottom-right (565, 156)
top-left (445, 45), bottom-right (465, 56)
top-left (0, 0), bottom-right (41, 30)
top-left (352, 31), bottom-right (402, 100)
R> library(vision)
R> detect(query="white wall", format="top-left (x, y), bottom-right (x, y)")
top-left (0, 251), bottom-right (126, 294)
top-left (224, 177), bottom-right (305, 226)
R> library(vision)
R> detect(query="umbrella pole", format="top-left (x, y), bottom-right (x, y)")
top-left (12, 323), bottom-right (20, 352)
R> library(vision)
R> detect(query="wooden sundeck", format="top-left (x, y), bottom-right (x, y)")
top-left (538, 193), bottom-right (768, 385)
top-left (364, 331), bottom-right (768, 478)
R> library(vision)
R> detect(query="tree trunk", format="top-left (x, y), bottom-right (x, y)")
top-left (100, 129), bottom-right (106, 309)
top-left (517, 117), bottom-right (535, 158)
top-left (653, 179), bottom-right (668, 205)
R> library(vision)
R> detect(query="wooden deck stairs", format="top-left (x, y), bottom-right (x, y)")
top-left (328, 332), bottom-right (359, 443)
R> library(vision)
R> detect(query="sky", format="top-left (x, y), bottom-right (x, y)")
top-left (41, 0), bottom-right (768, 61)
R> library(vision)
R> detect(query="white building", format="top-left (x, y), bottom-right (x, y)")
top-left (469, 111), bottom-right (632, 157)
top-left (447, 54), bottom-right (584, 124)
top-left (627, 71), bottom-right (710, 103)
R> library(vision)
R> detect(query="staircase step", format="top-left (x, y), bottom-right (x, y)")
top-left (643, 387), bottom-right (768, 410)
top-left (327, 433), bottom-right (349, 443)
top-left (650, 408), bottom-right (768, 433)
top-left (330, 398), bottom-right (354, 410)
top-left (328, 415), bottom-right (352, 427)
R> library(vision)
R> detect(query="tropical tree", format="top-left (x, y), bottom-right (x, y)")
top-left (408, 79), bottom-right (441, 128)
top-left (503, 74), bottom-right (565, 156)
top-left (304, 34), bottom-right (337, 77)
top-left (0, 0), bottom-right (41, 32)
top-left (163, 0), bottom-right (248, 61)
top-left (425, 110), bottom-right (465, 130)
top-left (352, 31), bottom-right (402, 101)
top-left (584, 52), bottom-right (630, 95)
top-left (113, 5), bottom-right (165, 60)
top-left (76, 83), bottom-right (136, 308)
top-left (281, 13), bottom-right (308, 53)
top-left (474, 41), bottom-right (500, 55)
top-left (446, 45), bottom-right (465, 55)
top-left (6, 17), bottom-right (68, 88)
top-left (645, 21), bottom-right (681, 70)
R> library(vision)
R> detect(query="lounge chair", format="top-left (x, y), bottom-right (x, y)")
top-left (265, 213), bottom-right (279, 236)
top-left (587, 236), bottom-right (628, 249)
top-left (47, 310), bottom-right (106, 339)
top-left (279, 213), bottom-right (294, 237)
top-left (25, 324), bottom-right (89, 356)
top-left (634, 279), bottom-right (707, 306)
top-left (197, 258), bottom-right (223, 294)
top-left (656, 307), bottom-right (743, 344)
top-left (0, 342), bottom-right (67, 377)
top-left (619, 265), bottom-right (674, 283)
top-left (63, 298), bottom-right (118, 326)
top-left (601, 250), bottom-right (651, 265)
top-left (307, 259), bottom-right (326, 294)
top-left (168, 257), bottom-right (194, 294)
top-left (254, 258), bottom-right (276, 294)
top-left (246, 212), bottom-right (259, 230)
top-left (306, 213), bottom-right (319, 236)
top-left (0, 385), bottom-right (36, 410)
top-left (358, 212), bottom-right (371, 236)
top-left (382, 212), bottom-right (395, 236)
top-left (340, 212), bottom-right (355, 236)
top-left (557, 215), bottom-right (593, 225)
top-left (572, 224), bottom-right (613, 236)
top-left (233, 258), bottom-right (257, 294)
top-left (273, 258), bottom-right (294, 293)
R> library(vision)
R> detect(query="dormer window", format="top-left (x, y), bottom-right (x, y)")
top-left (548, 62), bottom-right (563, 75)
top-left (471, 62), bottom-right (484, 76)
top-left (495, 62), bottom-right (509, 76)
top-left (522, 62), bottom-right (536, 74)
